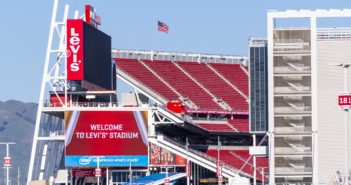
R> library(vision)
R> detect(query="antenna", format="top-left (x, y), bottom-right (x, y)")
top-left (17, 166), bottom-right (20, 185)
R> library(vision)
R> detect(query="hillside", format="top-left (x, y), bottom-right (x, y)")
top-left (0, 100), bottom-right (37, 185)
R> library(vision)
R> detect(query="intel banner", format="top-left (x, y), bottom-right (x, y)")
top-left (65, 111), bottom-right (148, 167)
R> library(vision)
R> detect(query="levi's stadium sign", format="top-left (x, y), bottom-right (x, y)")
top-left (65, 111), bottom-right (149, 167)
top-left (338, 93), bottom-right (351, 109)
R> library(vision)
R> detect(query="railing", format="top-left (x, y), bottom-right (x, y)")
top-left (161, 136), bottom-right (247, 176)
top-left (273, 39), bottom-right (310, 53)
top-left (274, 39), bottom-right (306, 44)
top-left (274, 86), bottom-right (311, 94)
top-left (317, 28), bottom-right (351, 40)
top-left (275, 167), bottom-right (312, 174)
top-left (274, 106), bottom-right (311, 114)
top-left (275, 126), bottom-right (312, 134)
top-left (186, 108), bottom-right (249, 116)
top-left (274, 66), bottom-right (311, 74)
top-left (273, 45), bottom-right (311, 53)
top-left (44, 101), bottom-right (118, 108)
top-left (275, 147), bottom-right (312, 155)
top-left (112, 49), bottom-right (247, 65)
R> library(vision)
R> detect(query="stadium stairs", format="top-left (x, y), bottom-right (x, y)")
top-left (149, 135), bottom-right (253, 184)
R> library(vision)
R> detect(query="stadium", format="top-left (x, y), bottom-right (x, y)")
top-left (24, 1), bottom-right (351, 185)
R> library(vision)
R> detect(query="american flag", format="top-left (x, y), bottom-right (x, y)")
top-left (158, 21), bottom-right (169, 33)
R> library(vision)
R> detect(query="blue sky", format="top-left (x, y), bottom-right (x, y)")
top-left (0, 0), bottom-right (350, 102)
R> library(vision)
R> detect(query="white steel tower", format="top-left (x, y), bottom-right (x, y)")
top-left (27, 0), bottom-right (76, 183)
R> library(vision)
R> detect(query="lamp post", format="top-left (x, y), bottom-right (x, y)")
top-left (333, 63), bottom-right (351, 185)
top-left (217, 136), bottom-right (222, 185)
top-left (0, 142), bottom-right (15, 185)
top-left (186, 137), bottom-right (190, 185)
top-left (94, 156), bottom-right (103, 185)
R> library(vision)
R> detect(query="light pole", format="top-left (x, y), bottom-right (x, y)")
top-left (0, 142), bottom-right (15, 185)
top-left (186, 137), bottom-right (190, 185)
top-left (217, 136), bottom-right (222, 185)
top-left (333, 63), bottom-right (351, 185)
top-left (94, 156), bottom-right (104, 185)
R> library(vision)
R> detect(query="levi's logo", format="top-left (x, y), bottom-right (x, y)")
top-left (66, 19), bottom-right (83, 80)
top-left (69, 28), bottom-right (81, 72)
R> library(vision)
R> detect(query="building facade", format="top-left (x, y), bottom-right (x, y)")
top-left (268, 9), bottom-right (351, 185)
top-left (249, 38), bottom-right (268, 133)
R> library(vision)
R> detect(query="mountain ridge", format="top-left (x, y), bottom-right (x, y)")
top-left (0, 100), bottom-right (37, 184)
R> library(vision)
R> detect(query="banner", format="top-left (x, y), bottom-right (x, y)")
top-left (150, 144), bottom-right (186, 166)
top-left (65, 111), bottom-right (148, 167)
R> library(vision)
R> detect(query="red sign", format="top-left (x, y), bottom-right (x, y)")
top-left (85, 5), bottom-right (101, 27)
top-left (167, 101), bottom-right (185, 113)
top-left (72, 169), bottom-right (106, 177)
top-left (338, 93), bottom-right (351, 109)
top-left (65, 111), bottom-right (148, 156)
top-left (95, 169), bottom-right (101, 177)
top-left (3, 157), bottom-right (11, 167)
top-left (66, 19), bottom-right (84, 80)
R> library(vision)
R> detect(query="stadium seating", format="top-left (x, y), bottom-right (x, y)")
top-left (143, 60), bottom-right (222, 110)
top-left (210, 63), bottom-right (249, 95)
top-left (196, 123), bottom-right (235, 132)
top-left (179, 62), bottom-right (248, 111)
top-left (114, 59), bottom-right (179, 101)
top-left (228, 116), bottom-right (249, 132)
top-left (115, 58), bottom-right (249, 113)
top-left (205, 149), bottom-right (268, 181)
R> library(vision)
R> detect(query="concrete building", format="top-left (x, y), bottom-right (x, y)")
top-left (268, 9), bottom-right (351, 185)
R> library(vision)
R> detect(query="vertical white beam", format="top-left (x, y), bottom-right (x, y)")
top-left (27, 0), bottom-right (59, 184)
top-left (310, 15), bottom-right (319, 185)
top-left (267, 12), bottom-right (275, 185)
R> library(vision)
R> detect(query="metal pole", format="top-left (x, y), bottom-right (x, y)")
top-left (17, 166), bottom-right (20, 185)
top-left (217, 136), bottom-right (221, 185)
top-left (261, 168), bottom-right (264, 185)
top-left (253, 135), bottom-right (256, 185)
top-left (344, 65), bottom-right (349, 185)
top-left (106, 167), bottom-right (109, 185)
top-left (129, 162), bottom-right (132, 185)
top-left (97, 157), bottom-right (100, 185)
top-left (0, 143), bottom-right (15, 185)
top-left (186, 138), bottom-right (190, 185)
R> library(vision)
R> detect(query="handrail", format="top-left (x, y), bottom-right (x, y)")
top-left (44, 101), bottom-right (118, 108)
top-left (161, 136), bottom-right (253, 178)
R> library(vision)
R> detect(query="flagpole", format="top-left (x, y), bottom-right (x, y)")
top-left (153, 20), bottom-right (159, 51)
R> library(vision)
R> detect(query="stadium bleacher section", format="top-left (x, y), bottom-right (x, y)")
top-left (179, 62), bottom-right (247, 111)
top-left (210, 63), bottom-right (249, 96)
top-left (228, 116), bottom-right (250, 133)
top-left (114, 57), bottom-right (249, 113)
top-left (116, 58), bottom-right (179, 101)
top-left (205, 149), bottom-right (268, 181)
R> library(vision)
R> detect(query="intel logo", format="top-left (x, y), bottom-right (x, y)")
top-left (79, 156), bottom-right (91, 165)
